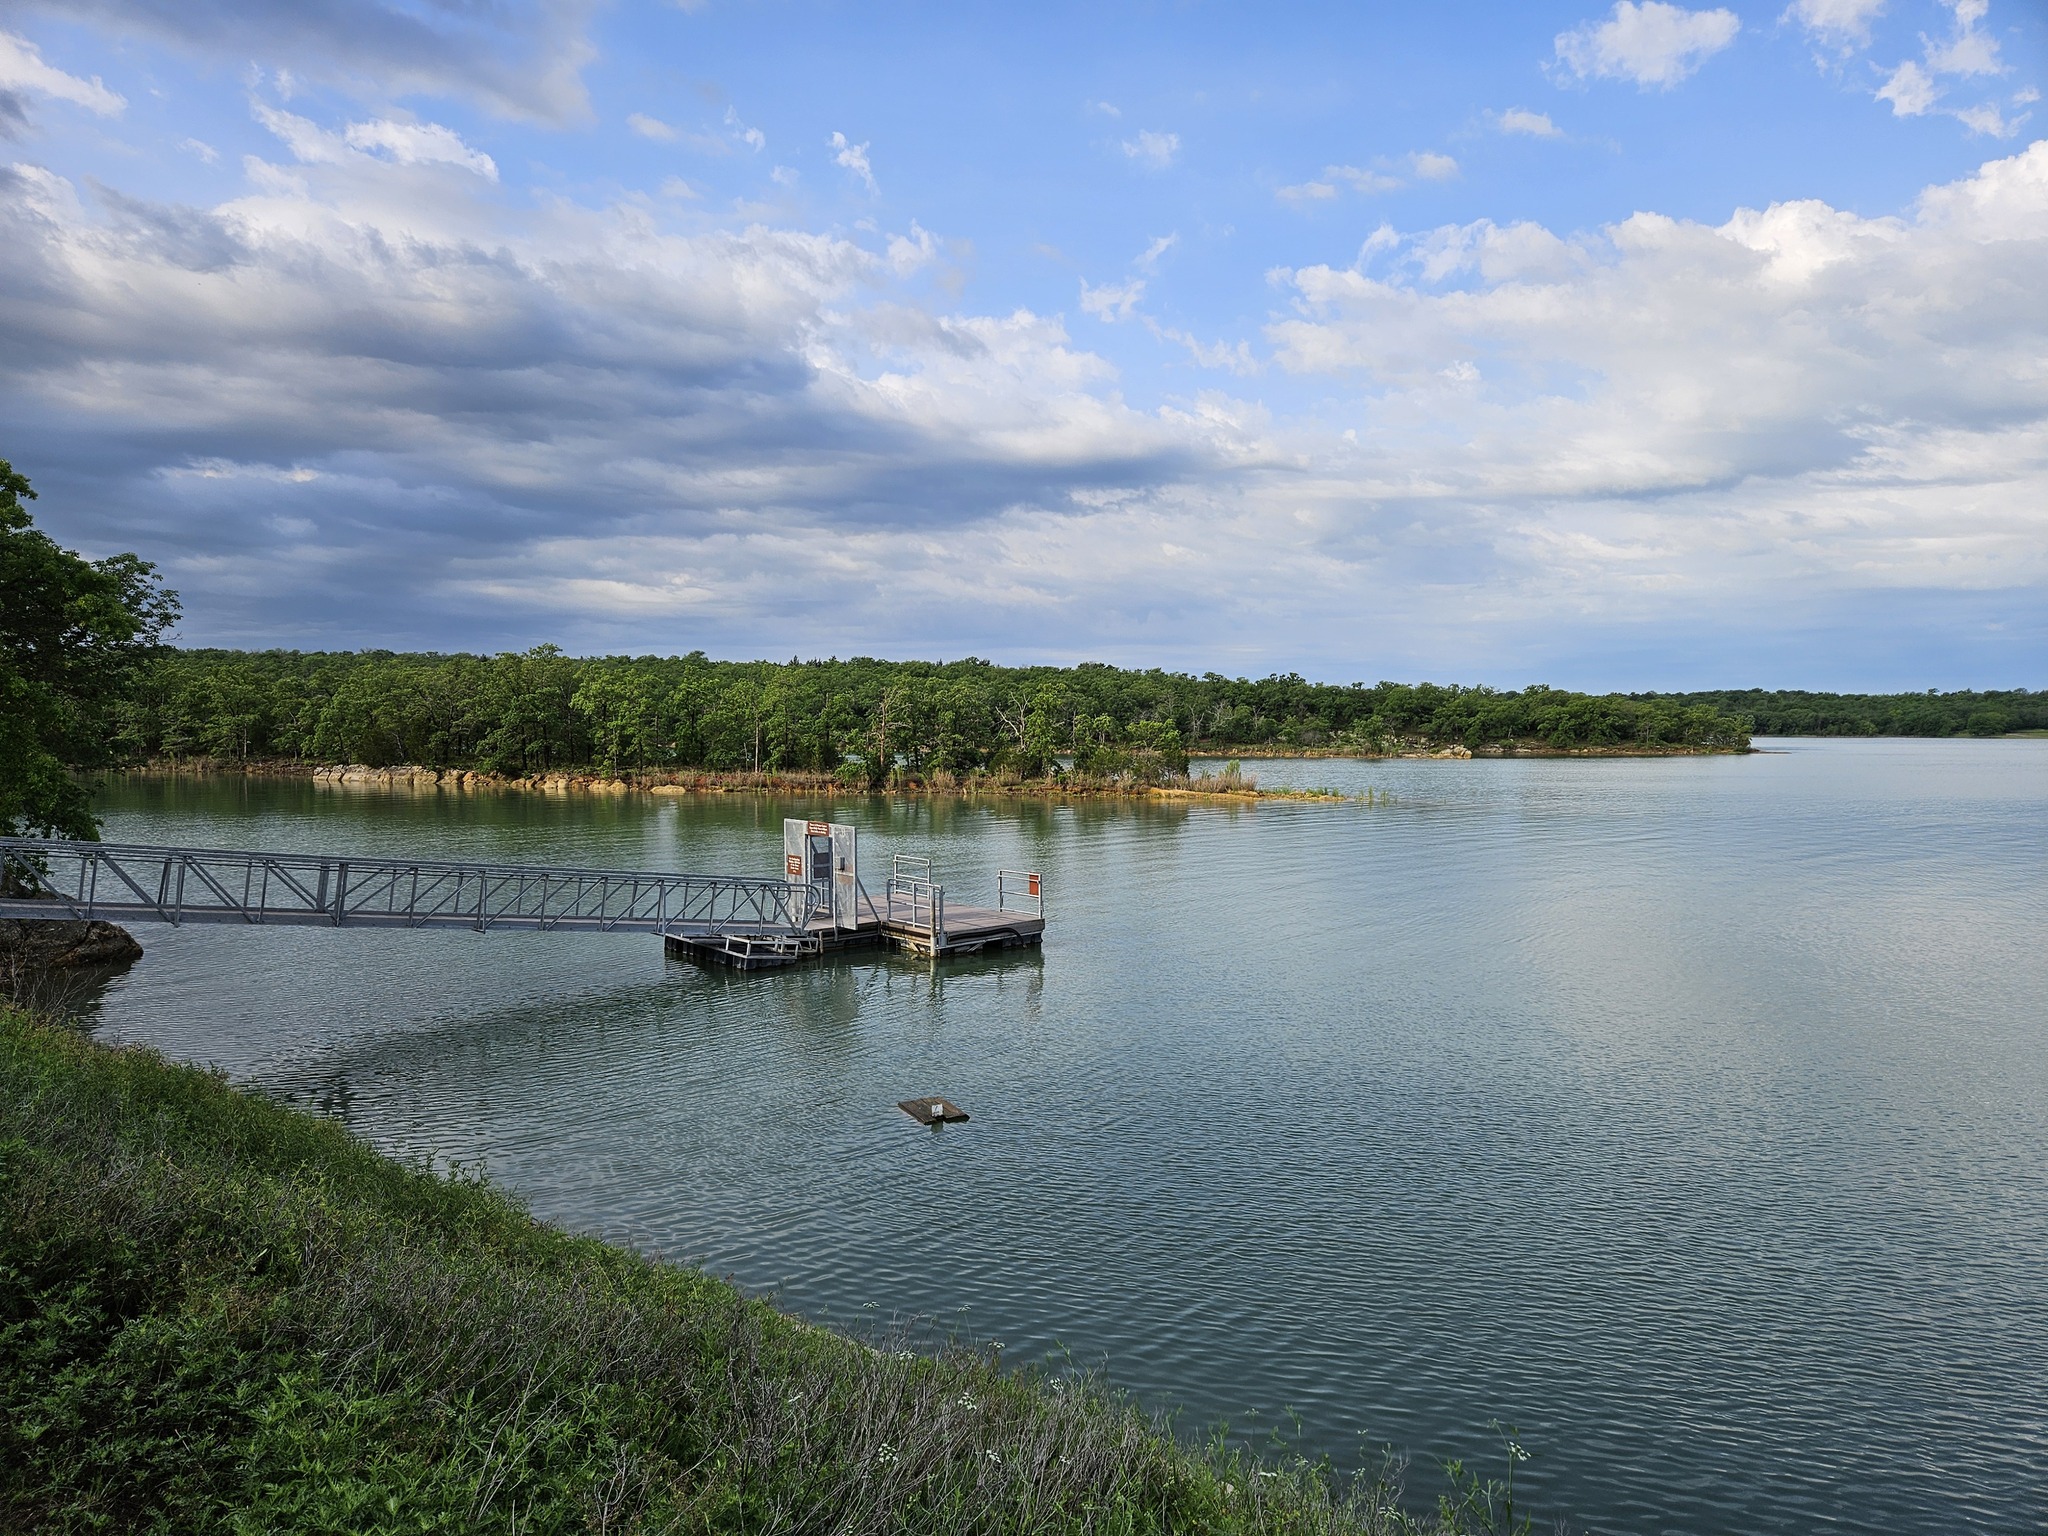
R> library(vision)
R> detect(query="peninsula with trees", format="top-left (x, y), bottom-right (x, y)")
top-left (115, 646), bottom-right (1756, 792)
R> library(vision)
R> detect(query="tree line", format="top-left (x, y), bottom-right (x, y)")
top-left (2, 459), bottom-right (178, 838)
top-left (1643, 688), bottom-right (2044, 739)
top-left (112, 646), bottom-right (1754, 783)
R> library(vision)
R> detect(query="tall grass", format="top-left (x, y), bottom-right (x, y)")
top-left (0, 1008), bottom-right (1538, 1534)
top-left (1183, 760), bottom-right (1258, 794)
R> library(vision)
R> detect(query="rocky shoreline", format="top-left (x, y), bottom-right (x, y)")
top-left (0, 917), bottom-right (143, 970)
top-left (110, 761), bottom-right (1245, 798)
top-left (99, 738), bottom-right (1733, 801)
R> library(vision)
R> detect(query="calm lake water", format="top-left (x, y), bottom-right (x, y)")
top-left (73, 739), bottom-right (2048, 1535)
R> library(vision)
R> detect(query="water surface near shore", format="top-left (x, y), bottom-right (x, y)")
top-left (79, 739), bottom-right (2048, 1535)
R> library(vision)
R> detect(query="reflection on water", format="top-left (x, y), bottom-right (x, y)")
top-left (81, 741), bottom-right (2048, 1536)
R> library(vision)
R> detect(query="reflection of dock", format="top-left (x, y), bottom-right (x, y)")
top-left (662, 908), bottom-right (1044, 969)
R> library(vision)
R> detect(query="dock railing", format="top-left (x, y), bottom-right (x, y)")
top-left (0, 838), bottom-right (818, 938)
top-left (996, 869), bottom-right (1044, 918)
top-left (884, 854), bottom-right (946, 949)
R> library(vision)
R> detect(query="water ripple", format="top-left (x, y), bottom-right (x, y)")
top-left (78, 740), bottom-right (2048, 1536)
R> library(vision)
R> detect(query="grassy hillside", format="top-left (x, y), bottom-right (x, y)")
top-left (0, 1008), bottom-right (1534, 1534)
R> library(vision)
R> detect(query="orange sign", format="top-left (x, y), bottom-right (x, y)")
top-left (1027, 874), bottom-right (1040, 897)
top-left (785, 854), bottom-right (803, 878)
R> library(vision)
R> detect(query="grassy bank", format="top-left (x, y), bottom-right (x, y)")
top-left (0, 1009), bottom-right (1533, 1534)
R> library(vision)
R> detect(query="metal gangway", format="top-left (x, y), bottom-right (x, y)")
top-left (0, 838), bottom-right (819, 946)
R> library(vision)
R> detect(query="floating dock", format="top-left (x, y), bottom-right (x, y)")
top-left (662, 903), bottom-right (1045, 969)
top-left (663, 828), bottom-right (1044, 970)
top-left (664, 863), bottom-right (1043, 969)
top-left (898, 1096), bottom-right (969, 1125)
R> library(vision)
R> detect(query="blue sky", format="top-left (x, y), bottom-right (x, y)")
top-left (1, 0), bottom-right (2043, 688)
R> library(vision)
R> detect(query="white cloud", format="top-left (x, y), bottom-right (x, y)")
top-left (1783, 0), bottom-right (1886, 49)
top-left (1259, 142), bottom-right (2048, 624)
top-left (0, 142), bottom-right (1227, 657)
top-left (725, 107), bottom-right (764, 150)
top-left (2, 93), bottom-right (2042, 675)
top-left (885, 222), bottom-right (937, 276)
top-left (1924, 0), bottom-right (2001, 77)
top-left (1276, 179), bottom-right (1339, 206)
top-left (252, 102), bottom-right (345, 164)
top-left (1079, 277), bottom-right (1145, 321)
top-left (180, 137), bottom-right (220, 164)
top-left (1952, 102), bottom-right (2020, 136)
top-left (344, 118), bottom-right (498, 179)
top-left (1079, 235), bottom-right (1178, 320)
top-left (1496, 107), bottom-right (1563, 137)
top-left (1279, 162), bottom-right (1424, 205)
top-left (1135, 233), bottom-right (1179, 271)
top-left (627, 112), bottom-right (677, 141)
top-left (0, 28), bottom-right (125, 116)
top-left (1873, 1), bottom-right (2030, 136)
top-left (830, 130), bottom-right (877, 193)
top-left (1877, 58), bottom-right (1942, 115)
top-left (1553, 2), bottom-right (1741, 88)
top-left (1146, 324), bottom-right (1258, 374)
top-left (247, 107), bottom-right (499, 180)
top-left (1333, 165), bottom-right (1406, 192)
top-left (1121, 129), bottom-right (1179, 169)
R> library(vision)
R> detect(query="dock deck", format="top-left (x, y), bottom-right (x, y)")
top-left (663, 903), bottom-right (1044, 969)
top-left (664, 843), bottom-right (1044, 970)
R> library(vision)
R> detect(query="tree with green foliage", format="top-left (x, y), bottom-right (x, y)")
top-left (0, 460), bottom-right (179, 839)
top-left (100, 645), bottom-right (1783, 779)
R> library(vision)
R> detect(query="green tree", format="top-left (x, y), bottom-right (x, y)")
top-left (0, 460), bottom-right (179, 839)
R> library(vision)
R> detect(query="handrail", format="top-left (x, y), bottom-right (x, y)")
top-left (883, 873), bottom-right (946, 949)
top-left (996, 869), bottom-right (1044, 917)
top-left (0, 838), bottom-right (818, 937)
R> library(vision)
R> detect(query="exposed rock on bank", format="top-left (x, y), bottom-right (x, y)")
top-left (0, 918), bottom-right (143, 969)
top-left (314, 764), bottom-right (664, 793)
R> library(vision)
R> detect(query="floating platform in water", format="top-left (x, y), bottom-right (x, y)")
top-left (663, 901), bottom-right (1045, 970)
top-left (899, 1096), bottom-right (969, 1125)
top-left (665, 836), bottom-right (1044, 970)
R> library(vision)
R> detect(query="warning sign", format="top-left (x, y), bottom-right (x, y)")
top-left (785, 853), bottom-right (803, 878)
top-left (806, 820), bottom-right (830, 836)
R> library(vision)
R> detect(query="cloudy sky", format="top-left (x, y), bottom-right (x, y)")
top-left (1, 0), bottom-right (2042, 687)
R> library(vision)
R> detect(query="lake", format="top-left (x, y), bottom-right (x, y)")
top-left (72, 739), bottom-right (2048, 1535)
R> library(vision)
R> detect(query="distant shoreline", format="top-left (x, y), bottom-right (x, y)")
top-left (96, 759), bottom-right (1267, 801)
top-left (92, 742), bottom-right (1749, 804)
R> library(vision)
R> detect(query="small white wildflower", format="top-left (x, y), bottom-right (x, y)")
top-left (985, 1450), bottom-right (1001, 1464)
top-left (956, 1394), bottom-right (979, 1410)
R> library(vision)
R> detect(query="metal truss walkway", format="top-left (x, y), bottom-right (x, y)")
top-left (0, 839), bottom-right (817, 939)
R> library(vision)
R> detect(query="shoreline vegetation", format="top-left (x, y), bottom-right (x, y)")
top-left (0, 1005), bottom-right (1539, 1535)
top-left (95, 736), bottom-right (1736, 807)
top-left (98, 648), bottom-right (1757, 798)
